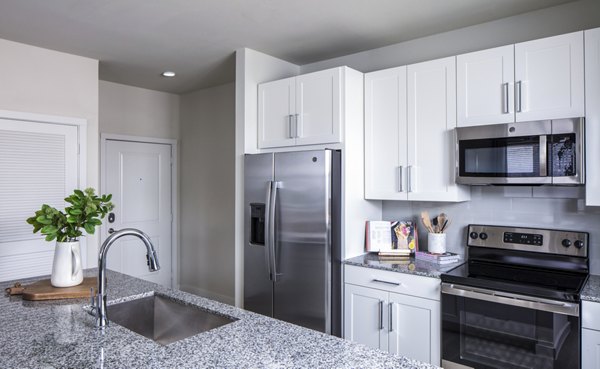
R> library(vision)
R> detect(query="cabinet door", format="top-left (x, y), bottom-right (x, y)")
top-left (388, 292), bottom-right (440, 365)
top-left (258, 77), bottom-right (296, 148)
top-left (586, 27), bottom-right (600, 206)
top-left (457, 45), bottom-right (515, 126)
top-left (344, 284), bottom-right (388, 350)
top-left (583, 329), bottom-right (600, 369)
top-left (364, 67), bottom-right (407, 200)
top-left (295, 68), bottom-right (341, 146)
top-left (515, 31), bottom-right (584, 121)
top-left (407, 57), bottom-right (469, 202)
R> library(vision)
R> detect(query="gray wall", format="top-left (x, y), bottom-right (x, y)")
top-left (301, 0), bottom-right (600, 74)
top-left (179, 82), bottom-right (235, 304)
top-left (99, 81), bottom-right (180, 140)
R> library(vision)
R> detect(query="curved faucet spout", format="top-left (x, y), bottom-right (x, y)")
top-left (95, 228), bottom-right (160, 329)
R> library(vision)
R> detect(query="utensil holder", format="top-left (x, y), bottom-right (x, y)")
top-left (428, 233), bottom-right (447, 254)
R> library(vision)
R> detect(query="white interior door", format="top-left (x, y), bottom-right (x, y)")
top-left (104, 140), bottom-right (172, 287)
top-left (0, 118), bottom-right (80, 281)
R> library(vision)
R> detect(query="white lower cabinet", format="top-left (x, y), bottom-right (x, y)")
top-left (583, 300), bottom-right (600, 369)
top-left (343, 265), bottom-right (440, 365)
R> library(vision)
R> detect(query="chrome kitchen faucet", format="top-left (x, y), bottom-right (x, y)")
top-left (92, 228), bottom-right (160, 329)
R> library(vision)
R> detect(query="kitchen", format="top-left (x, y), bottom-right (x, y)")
top-left (0, 1), bottom-right (600, 366)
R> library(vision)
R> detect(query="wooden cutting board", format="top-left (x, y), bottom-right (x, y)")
top-left (5, 277), bottom-right (96, 301)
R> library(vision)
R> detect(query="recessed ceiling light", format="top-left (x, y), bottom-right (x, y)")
top-left (161, 71), bottom-right (176, 78)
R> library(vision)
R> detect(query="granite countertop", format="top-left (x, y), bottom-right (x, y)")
top-left (582, 274), bottom-right (600, 303)
top-left (1, 269), bottom-right (438, 369)
top-left (344, 253), bottom-right (463, 279)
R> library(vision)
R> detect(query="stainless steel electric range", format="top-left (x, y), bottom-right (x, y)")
top-left (441, 224), bottom-right (589, 369)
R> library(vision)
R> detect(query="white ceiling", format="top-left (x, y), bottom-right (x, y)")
top-left (0, 0), bottom-right (576, 94)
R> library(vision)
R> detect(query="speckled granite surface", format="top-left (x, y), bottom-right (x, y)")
top-left (582, 274), bottom-right (600, 303)
top-left (344, 253), bottom-right (463, 279)
top-left (0, 269), bottom-right (438, 369)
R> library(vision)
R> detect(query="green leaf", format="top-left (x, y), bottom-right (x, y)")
top-left (36, 216), bottom-right (52, 225)
top-left (89, 218), bottom-right (102, 226)
top-left (69, 209), bottom-right (83, 215)
top-left (66, 216), bottom-right (78, 224)
top-left (84, 223), bottom-right (95, 234)
top-left (105, 194), bottom-right (112, 201)
top-left (74, 189), bottom-right (84, 198)
top-left (45, 233), bottom-right (57, 242)
top-left (41, 225), bottom-right (58, 234)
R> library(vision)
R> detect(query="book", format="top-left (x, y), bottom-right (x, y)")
top-left (415, 251), bottom-right (461, 262)
top-left (365, 220), bottom-right (418, 255)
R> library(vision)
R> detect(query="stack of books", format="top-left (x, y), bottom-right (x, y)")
top-left (415, 251), bottom-right (461, 265)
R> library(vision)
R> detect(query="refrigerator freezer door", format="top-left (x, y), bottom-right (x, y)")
top-left (273, 150), bottom-right (332, 333)
top-left (244, 153), bottom-right (274, 316)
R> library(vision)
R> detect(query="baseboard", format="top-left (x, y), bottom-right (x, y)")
top-left (178, 284), bottom-right (235, 306)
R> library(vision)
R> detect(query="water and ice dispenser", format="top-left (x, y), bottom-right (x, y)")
top-left (249, 203), bottom-right (265, 245)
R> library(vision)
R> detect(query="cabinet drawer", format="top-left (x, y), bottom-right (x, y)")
top-left (583, 301), bottom-right (600, 330)
top-left (344, 264), bottom-right (440, 301)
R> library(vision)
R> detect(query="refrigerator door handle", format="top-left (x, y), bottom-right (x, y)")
top-left (264, 181), bottom-right (274, 281)
top-left (268, 181), bottom-right (281, 282)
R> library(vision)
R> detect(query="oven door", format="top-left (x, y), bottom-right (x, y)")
top-left (441, 283), bottom-right (580, 369)
top-left (456, 121), bottom-right (551, 185)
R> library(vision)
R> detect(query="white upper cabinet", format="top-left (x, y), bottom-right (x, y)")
top-left (457, 45), bottom-right (515, 126)
top-left (258, 77), bottom-right (296, 148)
top-left (295, 68), bottom-right (341, 146)
top-left (406, 57), bottom-right (470, 202)
top-left (257, 67), bottom-right (344, 149)
top-left (365, 58), bottom-right (469, 202)
top-left (456, 32), bottom-right (584, 127)
top-left (515, 31), bottom-right (584, 121)
top-left (364, 67), bottom-right (407, 200)
top-left (585, 27), bottom-right (600, 207)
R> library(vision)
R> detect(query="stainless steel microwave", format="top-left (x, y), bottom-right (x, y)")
top-left (455, 118), bottom-right (585, 185)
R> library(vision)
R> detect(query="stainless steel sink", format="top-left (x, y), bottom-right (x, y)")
top-left (107, 294), bottom-right (236, 345)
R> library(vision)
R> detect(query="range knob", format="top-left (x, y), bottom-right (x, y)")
top-left (479, 232), bottom-right (488, 240)
top-left (561, 239), bottom-right (572, 248)
top-left (469, 232), bottom-right (479, 240)
top-left (574, 240), bottom-right (585, 249)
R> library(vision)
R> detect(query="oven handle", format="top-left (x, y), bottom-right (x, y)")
top-left (441, 283), bottom-right (579, 317)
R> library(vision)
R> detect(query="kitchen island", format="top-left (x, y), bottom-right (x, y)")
top-left (0, 270), bottom-right (437, 368)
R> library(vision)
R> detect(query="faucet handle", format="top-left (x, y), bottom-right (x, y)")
top-left (90, 287), bottom-right (98, 317)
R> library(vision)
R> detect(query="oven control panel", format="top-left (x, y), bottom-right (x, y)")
top-left (503, 232), bottom-right (543, 246)
top-left (467, 224), bottom-right (588, 257)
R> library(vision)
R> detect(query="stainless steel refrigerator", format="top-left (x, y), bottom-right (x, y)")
top-left (244, 149), bottom-right (341, 336)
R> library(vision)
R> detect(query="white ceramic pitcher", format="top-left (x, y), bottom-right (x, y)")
top-left (50, 241), bottom-right (83, 287)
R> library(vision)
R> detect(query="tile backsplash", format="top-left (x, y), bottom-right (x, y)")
top-left (382, 186), bottom-right (600, 274)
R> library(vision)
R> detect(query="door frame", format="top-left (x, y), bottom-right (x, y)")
top-left (100, 133), bottom-right (179, 289)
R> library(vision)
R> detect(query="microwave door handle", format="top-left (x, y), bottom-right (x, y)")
top-left (539, 135), bottom-right (548, 177)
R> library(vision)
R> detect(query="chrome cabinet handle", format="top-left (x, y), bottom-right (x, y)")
top-left (388, 302), bottom-right (393, 332)
top-left (515, 81), bottom-right (522, 113)
top-left (294, 114), bottom-right (300, 138)
top-left (397, 166), bottom-right (403, 192)
top-left (287, 115), bottom-right (293, 139)
top-left (407, 166), bottom-right (413, 193)
top-left (372, 278), bottom-right (401, 286)
top-left (378, 300), bottom-right (383, 330)
top-left (502, 82), bottom-right (509, 114)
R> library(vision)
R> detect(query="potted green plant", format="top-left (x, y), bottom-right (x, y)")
top-left (26, 188), bottom-right (114, 287)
